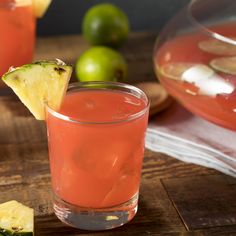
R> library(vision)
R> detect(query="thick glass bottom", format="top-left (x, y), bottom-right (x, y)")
top-left (53, 193), bottom-right (138, 230)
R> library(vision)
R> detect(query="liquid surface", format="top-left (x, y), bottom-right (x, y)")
top-left (59, 90), bottom-right (147, 122)
top-left (47, 89), bottom-right (149, 208)
top-left (155, 21), bottom-right (236, 130)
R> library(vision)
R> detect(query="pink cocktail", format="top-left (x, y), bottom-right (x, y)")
top-left (46, 82), bottom-right (149, 230)
top-left (0, 0), bottom-right (35, 86)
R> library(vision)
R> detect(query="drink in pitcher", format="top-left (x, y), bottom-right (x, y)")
top-left (155, 21), bottom-right (236, 130)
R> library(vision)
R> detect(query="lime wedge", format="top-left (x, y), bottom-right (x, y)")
top-left (2, 60), bottom-right (72, 120)
top-left (0, 200), bottom-right (33, 236)
top-left (198, 38), bottom-right (236, 56)
top-left (210, 56), bottom-right (236, 75)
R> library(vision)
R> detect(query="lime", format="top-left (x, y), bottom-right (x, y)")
top-left (82, 3), bottom-right (129, 48)
top-left (76, 46), bottom-right (127, 82)
top-left (210, 56), bottom-right (236, 75)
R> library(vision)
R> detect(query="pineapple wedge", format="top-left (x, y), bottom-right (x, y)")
top-left (33, 0), bottom-right (52, 18)
top-left (0, 200), bottom-right (33, 236)
top-left (2, 60), bottom-right (72, 120)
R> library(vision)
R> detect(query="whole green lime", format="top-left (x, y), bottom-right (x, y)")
top-left (76, 46), bottom-right (128, 82)
top-left (82, 3), bottom-right (129, 48)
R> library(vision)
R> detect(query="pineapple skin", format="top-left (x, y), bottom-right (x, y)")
top-left (0, 200), bottom-right (34, 236)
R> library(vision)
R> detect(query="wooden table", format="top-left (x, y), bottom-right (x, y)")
top-left (0, 32), bottom-right (236, 236)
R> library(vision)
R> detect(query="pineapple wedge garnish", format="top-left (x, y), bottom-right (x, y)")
top-left (0, 200), bottom-right (33, 236)
top-left (2, 60), bottom-right (72, 120)
top-left (32, 0), bottom-right (52, 18)
top-left (15, 0), bottom-right (52, 18)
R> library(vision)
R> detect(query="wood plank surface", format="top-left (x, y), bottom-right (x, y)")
top-left (162, 175), bottom-right (236, 230)
top-left (0, 32), bottom-right (235, 235)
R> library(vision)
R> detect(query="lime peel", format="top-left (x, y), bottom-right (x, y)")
top-left (82, 3), bottom-right (129, 48)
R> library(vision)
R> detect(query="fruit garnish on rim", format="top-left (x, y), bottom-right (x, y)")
top-left (32, 0), bottom-right (52, 18)
top-left (82, 3), bottom-right (129, 48)
top-left (15, 0), bottom-right (52, 18)
top-left (2, 60), bottom-right (72, 120)
top-left (0, 200), bottom-right (34, 236)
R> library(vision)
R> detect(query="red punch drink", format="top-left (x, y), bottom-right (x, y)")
top-left (46, 82), bottom-right (149, 230)
top-left (155, 22), bottom-right (236, 130)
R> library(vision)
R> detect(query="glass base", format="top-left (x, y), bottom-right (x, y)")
top-left (53, 193), bottom-right (138, 230)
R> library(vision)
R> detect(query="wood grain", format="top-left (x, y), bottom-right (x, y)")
top-left (0, 96), bottom-right (46, 144)
top-left (35, 180), bottom-right (185, 236)
top-left (162, 175), bottom-right (236, 230)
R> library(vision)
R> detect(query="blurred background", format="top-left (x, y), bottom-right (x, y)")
top-left (37, 0), bottom-right (190, 36)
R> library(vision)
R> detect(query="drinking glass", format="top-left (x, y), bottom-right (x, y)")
top-left (0, 0), bottom-right (35, 86)
top-left (46, 82), bottom-right (149, 230)
top-left (154, 0), bottom-right (236, 130)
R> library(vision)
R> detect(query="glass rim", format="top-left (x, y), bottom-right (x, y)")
top-left (46, 81), bottom-right (150, 125)
top-left (188, 0), bottom-right (236, 46)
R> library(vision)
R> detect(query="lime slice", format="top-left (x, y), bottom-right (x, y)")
top-left (0, 200), bottom-right (33, 236)
top-left (210, 56), bottom-right (236, 75)
top-left (198, 38), bottom-right (236, 56)
top-left (160, 63), bottom-right (199, 81)
top-left (32, 0), bottom-right (52, 18)
top-left (2, 60), bottom-right (72, 120)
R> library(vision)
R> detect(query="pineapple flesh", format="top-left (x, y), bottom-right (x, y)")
top-left (2, 60), bottom-right (72, 120)
top-left (32, 0), bottom-right (52, 18)
top-left (0, 200), bottom-right (33, 236)
top-left (15, 0), bottom-right (52, 18)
